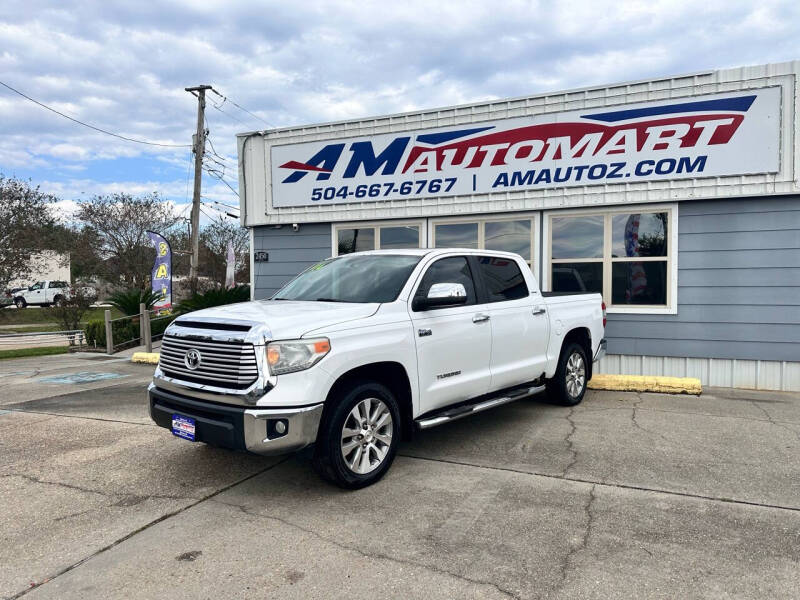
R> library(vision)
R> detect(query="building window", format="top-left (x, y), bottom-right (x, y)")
top-left (546, 206), bottom-right (676, 313)
top-left (333, 221), bottom-right (423, 255)
top-left (431, 215), bottom-right (538, 271)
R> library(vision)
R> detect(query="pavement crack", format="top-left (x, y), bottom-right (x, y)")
top-left (749, 401), bottom-right (800, 441)
top-left (6, 457), bottom-right (290, 600)
top-left (562, 407), bottom-right (579, 477)
top-left (2, 473), bottom-right (195, 502)
top-left (554, 483), bottom-right (597, 594)
top-left (398, 453), bottom-right (800, 513)
top-left (211, 499), bottom-right (522, 600)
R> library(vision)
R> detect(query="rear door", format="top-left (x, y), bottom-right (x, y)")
top-left (410, 255), bottom-right (492, 413)
top-left (474, 255), bottom-right (550, 391)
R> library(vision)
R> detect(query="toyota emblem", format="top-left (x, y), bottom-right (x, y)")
top-left (184, 348), bottom-right (202, 370)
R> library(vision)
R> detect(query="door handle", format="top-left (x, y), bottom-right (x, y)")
top-left (472, 313), bottom-right (490, 323)
top-left (532, 307), bottom-right (546, 316)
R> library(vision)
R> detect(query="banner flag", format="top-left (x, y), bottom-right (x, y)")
top-left (146, 231), bottom-right (172, 311)
top-left (225, 240), bottom-right (235, 289)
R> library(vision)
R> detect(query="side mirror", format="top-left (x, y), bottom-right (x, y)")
top-left (412, 282), bottom-right (468, 311)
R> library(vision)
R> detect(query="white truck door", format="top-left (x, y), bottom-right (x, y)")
top-left (410, 256), bottom-right (492, 413)
top-left (474, 256), bottom-right (550, 391)
top-left (28, 281), bottom-right (45, 304)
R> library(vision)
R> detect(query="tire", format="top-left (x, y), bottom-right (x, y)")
top-left (53, 295), bottom-right (64, 306)
top-left (313, 380), bottom-right (401, 489)
top-left (546, 342), bottom-right (589, 406)
top-left (14, 297), bottom-right (26, 309)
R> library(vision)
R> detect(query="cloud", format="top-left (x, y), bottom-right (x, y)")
top-left (0, 0), bottom-right (798, 204)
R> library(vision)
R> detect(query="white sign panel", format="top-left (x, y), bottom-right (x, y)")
top-left (270, 88), bottom-right (781, 208)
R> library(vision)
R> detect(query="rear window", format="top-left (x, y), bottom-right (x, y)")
top-left (476, 256), bottom-right (528, 302)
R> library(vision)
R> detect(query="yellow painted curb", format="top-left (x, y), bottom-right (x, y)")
top-left (588, 374), bottom-right (701, 395)
top-left (131, 352), bottom-right (160, 365)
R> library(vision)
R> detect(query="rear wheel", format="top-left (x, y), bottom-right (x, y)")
top-left (313, 380), bottom-right (400, 489)
top-left (546, 342), bottom-right (588, 406)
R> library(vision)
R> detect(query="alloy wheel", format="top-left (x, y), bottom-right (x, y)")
top-left (340, 397), bottom-right (393, 475)
top-left (566, 352), bottom-right (586, 398)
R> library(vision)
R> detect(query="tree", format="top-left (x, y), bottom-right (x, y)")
top-left (199, 215), bottom-right (250, 286)
top-left (76, 193), bottom-right (181, 289)
top-left (50, 286), bottom-right (95, 335)
top-left (0, 176), bottom-right (60, 291)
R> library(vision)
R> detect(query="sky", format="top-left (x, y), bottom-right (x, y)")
top-left (1, 0), bottom-right (798, 224)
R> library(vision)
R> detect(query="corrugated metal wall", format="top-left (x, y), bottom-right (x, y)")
top-left (251, 223), bottom-right (331, 300)
top-left (605, 196), bottom-right (800, 362)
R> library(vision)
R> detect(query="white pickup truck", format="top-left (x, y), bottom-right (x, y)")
top-left (149, 249), bottom-right (606, 488)
top-left (12, 280), bottom-right (71, 308)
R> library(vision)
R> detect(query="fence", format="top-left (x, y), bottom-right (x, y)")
top-left (103, 304), bottom-right (175, 354)
top-left (0, 329), bottom-right (87, 351)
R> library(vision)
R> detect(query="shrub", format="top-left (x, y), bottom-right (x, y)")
top-left (83, 318), bottom-right (138, 349)
top-left (176, 285), bottom-right (250, 314)
top-left (109, 288), bottom-right (162, 316)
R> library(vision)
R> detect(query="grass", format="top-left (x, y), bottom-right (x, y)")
top-left (0, 346), bottom-right (70, 360)
top-left (0, 306), bottom-right (123, 326)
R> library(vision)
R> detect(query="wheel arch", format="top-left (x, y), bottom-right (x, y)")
top-left (323, 361), bottom-right (414, 441)
top-left (561, 327), bottom-right (593, 380)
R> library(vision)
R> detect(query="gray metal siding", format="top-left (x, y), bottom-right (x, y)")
top-left (252, 223), bottom-right (331, 300)
top-left (606, 196), bottom-right (800, 361)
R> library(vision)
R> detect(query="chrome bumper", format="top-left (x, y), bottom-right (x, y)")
top-left (148, 383), bottom-right (324, 456)
top-left (243, 403), bottom-right (324, 455)
top-left (593, 338), bottom-right (607, 363)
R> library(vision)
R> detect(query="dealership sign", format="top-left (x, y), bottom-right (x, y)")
top-left (271, 88), bottom-right (780, 207)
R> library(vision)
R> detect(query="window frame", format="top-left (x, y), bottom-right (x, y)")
top-left (542, 204), bottom-right (678, 315)
top-left (428, 212), bottom-right (540, 273)
top-left (331, 219), bottom-right (426, 256)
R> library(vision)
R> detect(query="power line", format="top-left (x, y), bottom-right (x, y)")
top-left (203, 166), bottom-right (239, 197)
top-left (208, 98), bottom-right (251, 129)
top-left (0, 80), bottom-right (190, 148)
top-left (210, 88), bottom-right (275, 128)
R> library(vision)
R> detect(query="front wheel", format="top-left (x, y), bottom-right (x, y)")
top-left (313, 380), bottom-right (401, 489)
top-left (546, 342), bottom-right (588, 406)
top-left (14, 298), bottom-right (26, 309)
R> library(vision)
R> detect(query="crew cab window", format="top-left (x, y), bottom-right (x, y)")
top-left (476, 256), bottom-right (529, 302)
top-left (414, 257), bottom-right (476, 307)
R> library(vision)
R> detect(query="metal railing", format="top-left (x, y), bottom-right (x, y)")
top-left (0, 329), bottom-right (87, 349)
top-left (103, 303), bottom-right (175, 354)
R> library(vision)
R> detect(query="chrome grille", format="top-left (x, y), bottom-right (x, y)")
top-left (159, 334), bottom-right (259, 389)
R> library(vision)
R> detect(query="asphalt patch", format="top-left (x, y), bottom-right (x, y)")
top-left (37, 372), bottom-right (128, 385)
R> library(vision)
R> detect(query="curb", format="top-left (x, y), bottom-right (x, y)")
top-left (588, 374), bottom-right (702, 395)
top-left (131, 352), bottom-right (160, 365)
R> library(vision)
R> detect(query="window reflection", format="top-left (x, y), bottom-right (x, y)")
top-left (485, 220), bottom-right (531, 260)
top-left (611, 213), bottom-right (667, 257)
top-left (551, 216), bottom-right (603, 259)
top-left (435, 223), bottom-right (479, 249)
top-left (337, 228), bottom-right (374, 254)
top-left (379, 226), bottom-right (419, 249)
top-left (612, 261), bottom-right (667, 305)
top-left (551, 263), bottom-right (602, 294)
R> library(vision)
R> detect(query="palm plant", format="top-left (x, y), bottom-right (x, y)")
top-left (176, 285), bottom-right (250, 314)
top-left (108, 288), bottom-right (162, 316)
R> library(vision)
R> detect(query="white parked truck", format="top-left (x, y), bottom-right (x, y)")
top-left (13, 280), bottom-right (71, 308)
top-left (149, 249), bottom-right (606, 488)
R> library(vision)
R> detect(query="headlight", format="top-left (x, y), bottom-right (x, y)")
top-left (266, 338), bottom-right (331, 375)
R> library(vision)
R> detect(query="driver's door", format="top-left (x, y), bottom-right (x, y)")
top-left (410, 256), bottom-right (492, 413)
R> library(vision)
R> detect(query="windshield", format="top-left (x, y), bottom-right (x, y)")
top-left (273, 254), bottom-right (421, 303)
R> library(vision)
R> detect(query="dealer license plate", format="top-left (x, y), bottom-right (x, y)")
top-left (172, 414), bottom-right (196, 441)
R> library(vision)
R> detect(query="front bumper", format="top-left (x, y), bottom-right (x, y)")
top-left (593, 338), bottom-right (607, 363)
top-left (148, 383), bottom-right (324, 456)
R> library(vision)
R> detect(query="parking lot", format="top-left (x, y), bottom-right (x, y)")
top-left (1, 355), bottom-right (799, 599)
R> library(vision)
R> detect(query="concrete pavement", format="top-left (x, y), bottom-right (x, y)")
top-left (1, 354), bottom-right (798, 599)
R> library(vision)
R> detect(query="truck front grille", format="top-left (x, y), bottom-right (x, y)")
top-left (159, 334), bottom-right (259, 390)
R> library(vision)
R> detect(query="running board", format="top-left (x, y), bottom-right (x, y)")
top-left (415, 384), bottom-right (547, 430)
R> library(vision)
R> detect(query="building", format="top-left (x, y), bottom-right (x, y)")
top-left (237, 60), bottom-right (800, 392)
top-left (8, 251), bottom-right (70, 289)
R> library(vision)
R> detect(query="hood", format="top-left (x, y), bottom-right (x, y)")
top-left (174, 300), bottom-right (380, 340)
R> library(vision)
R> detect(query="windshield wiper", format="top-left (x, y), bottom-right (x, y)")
top-left (315, 298), bottom-right (351, 303)
top-left (271, 297), bottom-right (290, 300)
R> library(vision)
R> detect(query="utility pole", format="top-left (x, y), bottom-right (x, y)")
top-left (185, 84), bottom-right (212, 295)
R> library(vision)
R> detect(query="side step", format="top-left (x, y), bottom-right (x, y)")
top-left (415, 384), bottom-right (546, 430)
